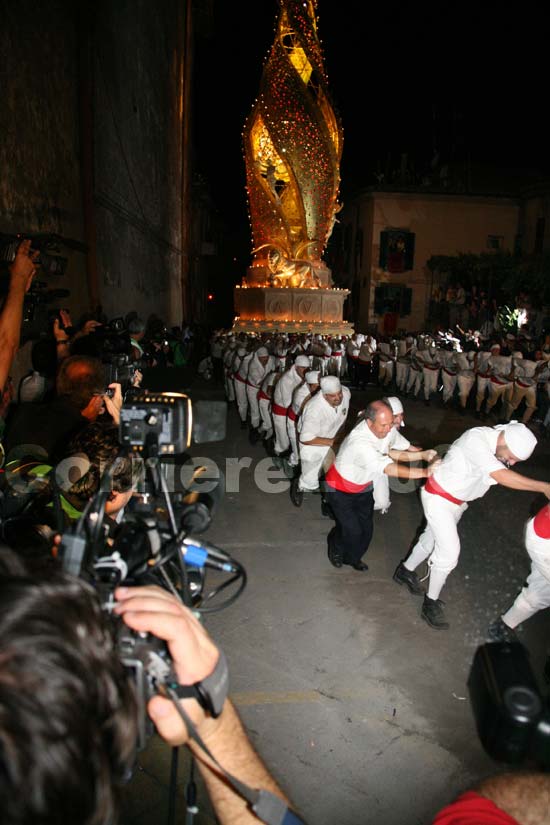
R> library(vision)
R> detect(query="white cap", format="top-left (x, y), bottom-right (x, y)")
top-left (490, 343), bottom-right (501, 352)
top-left (512, 351), bottom-right (523, 359)
top-left (502, 422), bottom-right (537, 461)
top-left (305, 370), bottom-right (320, 384)
top-left (386, 396), bottom-right (404, 415)
top-left (237, 347), bottom-right (247, 357)
top-left (295, 355), bottom-right (310, 368)
top-left (256, 346), bottom-right (269, 357)
top-left (320, 376), bottom-right (341, 393)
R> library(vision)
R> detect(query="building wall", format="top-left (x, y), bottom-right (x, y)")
top-left (0, 0), bottom-right (189, 388)
top-left (521, 191), bottom-right (550, 254)
top-left (349, 191), bottom-right (519, 332)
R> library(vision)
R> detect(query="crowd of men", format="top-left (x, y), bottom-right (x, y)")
top-left (215, 326), bottom-right (550, 636)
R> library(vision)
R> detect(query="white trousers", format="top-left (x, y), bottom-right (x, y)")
top-left (234, 378), bottom-right (249, 422)
top-left (379, 359), bottom-right (394, 386)
top-left (486, 380), bottom-right (513, 413)
top-left (224, 369), bottom-right (235, 402)
top-left (287, 416), bottom-right (300, 466)
top-left (246, 384), bottom-right (261, 428)
top-left (502, 520), bottom-right (550, 627)
top-left (457, 372), bottom-right (475, 408)
top-left (505, 383), bottom-right (537, 423)
top-left (259, 398), bottom-right (272, 436)
top-left (395, 362), bottom-right (409, 391)
top-left (405, 488), bottom-right (468, 600)
top-left (422, 367), bottom-right (440, 399)
top-left (273, 411), bottom-right (290, 454)
top-left (406, 366), bottom-right (422, 396)
top-left (298, 444), bottom-right (331, 491)
top-left (441, 370), bottom-right (457, 404)
top-left (475, 376), bottom-right (490, 411)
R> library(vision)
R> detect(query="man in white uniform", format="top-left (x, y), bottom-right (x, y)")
top-left (257, 369), bottom-right (279, 442)
top-left (271, 355), bottom-right (310, 464)
top-left (393, 423), bottom-right (550, 629)
top-left (373, 396), bottom-right (425, 513)
top-left (286, 370), bottom-right (320, 473)
top-left (324, 400), bottom-right (437, 571)
top-left (233, 347), bottom-right (253, 428)
top-left (245, 347), bottom-right (275, 442)
top-left (488, 503), bottom-right (550, 643)
top-left (504, 352), bottom-right (545, 424)
top-left (290, 376), bottom-right (350, 506)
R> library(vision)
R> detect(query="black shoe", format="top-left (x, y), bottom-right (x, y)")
top-left (393, 562), bottom-right (425, 596)
top-left (290, 477), bottom-right (303, 507)
top-left (487, 617), bottom-right (517, 643)
top-left (351, 561), bottom-right (368, 571)
top-left (327, 530), bottom-right (343, 567)
top-left (240, 419), bottom-right (248, 429)
top-left (320, 497), bottom-right (334, 519)
top-left (249, 428), bottom-right (261, 445)
top-left (283, 459), bottom-right (298, 480)
top-left (421, 596), bottom-right (449, 630)
top-left (272, 453), bottom-right (284, 469)
top-left (327, 546), bottom-right (343, 568)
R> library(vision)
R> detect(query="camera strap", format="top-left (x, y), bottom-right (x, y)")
top-left (163, 685), bottom-right (307, 825)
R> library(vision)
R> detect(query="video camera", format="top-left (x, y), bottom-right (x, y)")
top-left (0, 233), bottom-right (86, 337)
top-left (58, 389), bottom-right (241, 750)
top-left (468, 641), bottom-right (550, 771)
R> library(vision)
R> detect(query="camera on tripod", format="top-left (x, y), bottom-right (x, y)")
top-left (468, 641), bottom-right (550, 771)
top-left (58, 389), bottom-right (240, 751)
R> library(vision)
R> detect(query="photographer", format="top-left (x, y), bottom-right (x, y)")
top-left (3, 355), bottom-right (122, 462)
top-left (0, 551), bottom-right (295, 825)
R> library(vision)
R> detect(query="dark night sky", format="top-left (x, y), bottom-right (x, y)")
top-left (193, 1), bottom-right (546, 250)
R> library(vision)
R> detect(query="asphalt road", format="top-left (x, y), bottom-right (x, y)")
top-left (121, 381), bottom-right (550, 825)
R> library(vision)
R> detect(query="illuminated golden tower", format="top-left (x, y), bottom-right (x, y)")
top-left (234, 0), bottom-right (353, 334)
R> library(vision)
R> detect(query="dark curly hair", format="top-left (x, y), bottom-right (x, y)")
top-left (0, 548), bottom-right (137, 824)
top-left (57, 423), bottom-right (136, 503)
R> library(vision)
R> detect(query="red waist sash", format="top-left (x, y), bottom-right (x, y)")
top-left (258, 390), bottom-right (271, 402)
top-left (234, 373), bottom-right (247, 384)
top-left (425, 477), bottom-right (465, 506)
top-left (287, 408), bottom-right (298, 421)
top-left (432, 791), bottom-right (520, 825)
top-left (271, 403), bottom-right (288, 416)
top-left (325, 464), bottom-right (373, 494)
top-left (533, 505), bottom-right (550, 539)
top-left (490, 375), bottom-right (511, 385)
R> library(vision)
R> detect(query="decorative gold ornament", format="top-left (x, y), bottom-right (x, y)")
top-left (242, 0), bottom-right (343, 288)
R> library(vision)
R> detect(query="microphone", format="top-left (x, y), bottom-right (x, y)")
top-left (181, 537), bottom-right (238, 573)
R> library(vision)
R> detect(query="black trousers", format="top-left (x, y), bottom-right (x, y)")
top-left (325, 486), bottom-right (374, 565)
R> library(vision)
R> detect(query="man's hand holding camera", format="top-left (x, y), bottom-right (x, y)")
top-left (103, 382), bottom-right (123, 425)
top-left (114, 586), bottom-right (222, 745)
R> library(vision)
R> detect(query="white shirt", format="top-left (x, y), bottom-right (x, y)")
top-left (514, 358), bottom-right (538, 387)
top-left (291, 382), bottom-right (313, 416)
top-left (432, 426), bottom-right (504, 501)
top-left (331, 420), bottom-right (395, 486)
top-left (489, 355), bottom-right (512, 383)
top-left (247, 353), bottom-right (275, 388)
top-left (273, 366), bottom-right (304, 409)
top-left (298, 387), bottom-right (350, 442)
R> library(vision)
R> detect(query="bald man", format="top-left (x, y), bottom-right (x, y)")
top-left (324, 400), bottom-right (436, 572)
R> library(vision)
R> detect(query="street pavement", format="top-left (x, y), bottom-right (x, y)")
top-left (120, 380), bottom-right (550, 825)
